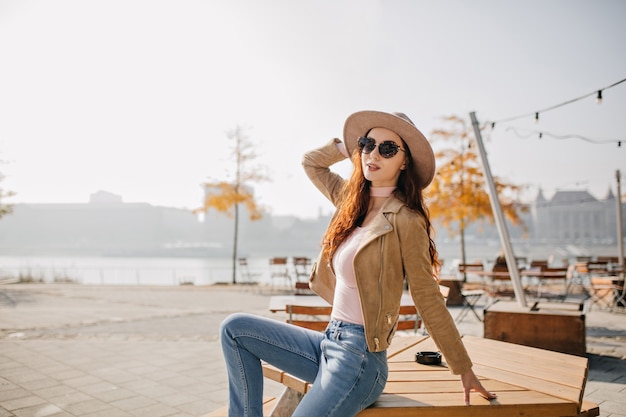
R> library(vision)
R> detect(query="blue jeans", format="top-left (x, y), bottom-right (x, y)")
top-left (220, 313), bottom-right (388, 417)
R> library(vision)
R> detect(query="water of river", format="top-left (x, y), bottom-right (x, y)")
top-left (0, 241), bottom-right (619, 285)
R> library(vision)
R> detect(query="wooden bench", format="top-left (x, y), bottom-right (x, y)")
top-left (286, 304), bottom-right (332, 331)
top-left (284, 303), bottom-right (423, 333)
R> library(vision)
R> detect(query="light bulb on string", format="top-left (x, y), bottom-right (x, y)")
top-left (487, 77), bottom-right (626, 126)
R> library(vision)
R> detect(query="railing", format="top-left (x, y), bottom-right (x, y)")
top-left (0, 256), bottom-right (316, 286)
top-left (0, 264), bottom-right (235, 285)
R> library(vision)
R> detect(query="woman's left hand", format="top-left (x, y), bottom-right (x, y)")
top-left (460, 369), bottom-right (497, 405)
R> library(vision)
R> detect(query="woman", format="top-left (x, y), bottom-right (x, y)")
top-left (220, 110), bottom-right (496, 417)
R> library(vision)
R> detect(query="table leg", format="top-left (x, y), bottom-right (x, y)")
top-left (270, 387), bottom-right (303, 417)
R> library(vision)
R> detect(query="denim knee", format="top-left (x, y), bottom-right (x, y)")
top-left (220, 312), bottom-right (249, 342)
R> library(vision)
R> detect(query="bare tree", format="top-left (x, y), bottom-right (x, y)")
top-left (0, 164), bottom-right (15, 219)
top-left (425, 115), bottom-right (527, 270)
top-left (194, 125), bottom-right (268, 284)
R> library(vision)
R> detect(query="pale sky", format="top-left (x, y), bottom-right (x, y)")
top-left (0, 0), bottom-right (625, 219)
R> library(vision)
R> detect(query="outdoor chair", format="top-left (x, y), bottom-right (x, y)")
top-left (614, 279), bottom-right (626, 309)
top-left (587, 261), bottom-right (610, 276)
top-left (487, 264), bottom-right (518, 302)
top-left (292, 257), bottom-right (311, 282)
top-left (292, 257), bottom-right (313, 295)
top-left (535, 266), bottom-right (569, 300)
top-left (597, 256), bottom-right (619, 264)
top-left (269, 257), bottom-right (292, 288)
top-left (515, 256), bottom-right (528, 269)
top-left (455, 263), bottom-right (486, 322)
top-left (587, 277), bottom-right (625, 311)
top-left (568, 262), bottom-right (592, 295)
top-left (569, 261), bottom-right (609, 296)
top-left (587, 277), bottom-right (616, 310)
top-left (238, 258), bottom-right (261, 284)
top-left (529, 259), bottom-right (549, 268)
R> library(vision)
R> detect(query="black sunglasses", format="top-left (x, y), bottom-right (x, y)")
top-left (357, 137), bottom-right (405, 159)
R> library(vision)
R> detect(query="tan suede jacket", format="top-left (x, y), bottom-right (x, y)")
top-left (303, 138), bottom-right (472, 375)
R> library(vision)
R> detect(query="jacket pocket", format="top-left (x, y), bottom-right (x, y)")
top-left (308, 252), bottom-right (336, 305)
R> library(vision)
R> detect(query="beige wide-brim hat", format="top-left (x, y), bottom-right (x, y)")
top-left (343, 110), bottom-right (436, 190)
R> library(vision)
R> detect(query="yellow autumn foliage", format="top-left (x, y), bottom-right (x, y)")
top-left (195, 181), bottom-right (263, 221)
top-left (425, 115), bottom-right (527, 237)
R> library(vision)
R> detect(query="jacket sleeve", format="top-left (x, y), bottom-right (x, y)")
top-left (302, 138), bottom-right (349, 208)
top-left (398, 213), bottom-right (474, 375)
top-left (302, 139), bottom-right (349, 305)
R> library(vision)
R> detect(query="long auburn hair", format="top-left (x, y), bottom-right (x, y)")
top-left (321, 142), bottom-right (441, 275)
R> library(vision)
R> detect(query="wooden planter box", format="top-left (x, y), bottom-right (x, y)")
top-left (484, 300), bottom-right (586, 356)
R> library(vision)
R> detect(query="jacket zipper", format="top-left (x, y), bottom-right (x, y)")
top-left (373, 234), bottom-right (385, 352)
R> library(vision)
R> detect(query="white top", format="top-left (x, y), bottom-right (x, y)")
top-left (331, 226), bottom-right (367, 325)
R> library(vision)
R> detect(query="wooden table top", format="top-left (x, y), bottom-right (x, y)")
top-left (264, 334), bottom-right (591, 416)
top-left (362, 334), bottom-right (589, 416)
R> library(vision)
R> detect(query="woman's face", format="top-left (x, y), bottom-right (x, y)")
top-left (360, 127), bottom-right (407, 187)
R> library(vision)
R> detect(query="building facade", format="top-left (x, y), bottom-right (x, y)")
top-left (530, 189), bottom-right (621, 243)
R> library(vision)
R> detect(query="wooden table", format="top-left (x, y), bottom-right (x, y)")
top-left (472, 269), bottom-right (569, 299)
top-left (472, 268), bottom-right (568, 280)
top-left (262, 334), bottom-right (598, 417)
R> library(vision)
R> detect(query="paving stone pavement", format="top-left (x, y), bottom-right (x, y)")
top-left (0, 283), bottom-right (624, 417)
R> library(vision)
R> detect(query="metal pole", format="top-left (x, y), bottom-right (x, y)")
top-left (469, 112), bottom-right (527, 307)
top-left (616, 170), bottom-right (624, 278)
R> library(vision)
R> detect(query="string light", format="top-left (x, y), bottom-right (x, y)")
top-left (488, 77), bottom-right (626, 126)
top-left (505, 126), bottom-right (623, 147)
